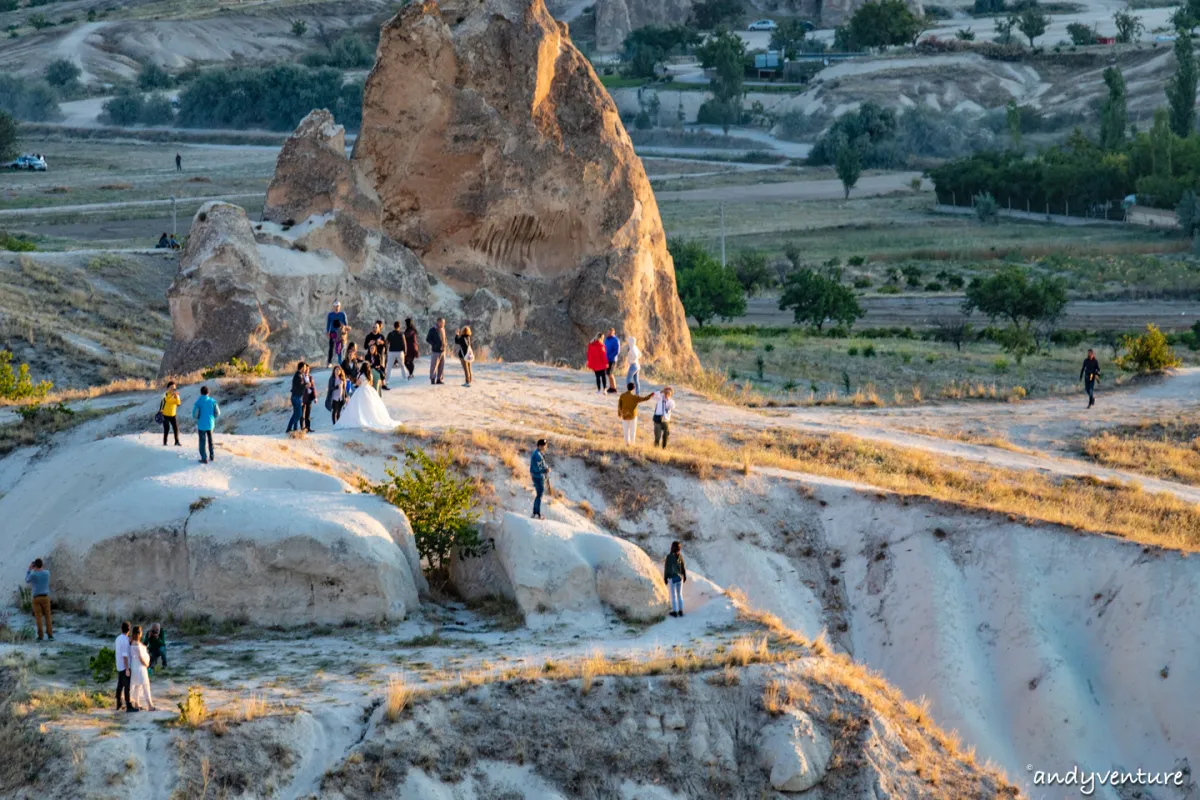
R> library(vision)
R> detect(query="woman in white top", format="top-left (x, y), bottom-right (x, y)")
top-left (625, 336), bottom-right (642, 394)
top-left (128, 625), bottom-right (155, 711)
top-left (339, 371), bottom-right (402, 431)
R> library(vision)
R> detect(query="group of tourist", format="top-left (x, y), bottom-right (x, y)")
top-left (157, 382), bottom-right (220, 463)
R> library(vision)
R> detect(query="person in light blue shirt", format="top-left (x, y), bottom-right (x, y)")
top-left (25, 558), bottom-right (52, 640)
top-left (192, 385), bottom-right (221, 464)
top-left (529, 439), bottom-right (551, 519)
top-left (603, 328), bottom-right (621, 394)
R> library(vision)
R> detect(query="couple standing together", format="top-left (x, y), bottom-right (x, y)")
top-left (114, 621), bottom-right (166, 713)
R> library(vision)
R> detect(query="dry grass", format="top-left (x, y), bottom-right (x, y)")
top-left (385, 675), bottom-right (413, 723)
top-left (579, 650), bottom-right (606, 695)
top-left (1083, 416), bottom-right (1200, 487)
top-left (0, 372), bottom-right (208, 409)
top-left (240, 694), bottom-right (267, 722)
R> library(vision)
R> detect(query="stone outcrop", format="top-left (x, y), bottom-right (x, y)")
top-left (0, 435), bottom-right (427, 625)
top-left (353, 0), bottom-right (697, 371)
top-left (759, 708), bottom-right (833, 792)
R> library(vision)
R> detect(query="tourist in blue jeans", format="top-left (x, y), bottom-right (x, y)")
top-left (286, 362), bottom-right (307, 433)
top-left (192, 385), bottom-right (220, 464)
top-left (530, 438), bottom-right (551, 519)
top-left (663, 541), bottom-right (687, 618)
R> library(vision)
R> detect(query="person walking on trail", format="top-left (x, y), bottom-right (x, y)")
top-left (427, 318), bottom-right (447, 385)
top-left (651, 387), bottom-right (675, 449)
top-left (385, 321), bottom-right (406, 389)
top-left (147, 623), bottom-right (168, 670)
top-left (159, 381), bottom-right (182, 446)
top-left (586, 334), bottom-right (609, 394)
top-left (455, 326), bottom-right (475, 387)
top-left (128, 626), bottom-right (155, 712)
top-left (115, 621), bottom-right (133, 712)
top-left (625, 335), bottom-right (642, 394)
top-left (664, 541), bottom-right (687, 617)
top-left (287, 362), bottom-right (306, 433)
top-left (403, 318), bottom-right (419, 380)
top-left (175, 152), bottom-right (182, 172)
top-left (617, 382), bottom-right (654, 446)
top-left (530, 438), bottom-right (551, 520)
top-left (192, 385), bottom-right (220, 464)
top-left (325, 365), bottom-right (348, 425)
top-left (1080, 349), bottom-right (1101, 409)
top-left (25, 559), bottom-right (52, 641)
top-left (325, 301), bottom-right (348, 367)
top-left (604, 328), bottom-right (621, 394)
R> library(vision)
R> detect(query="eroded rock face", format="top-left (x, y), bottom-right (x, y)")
top-left (353, 0), bottom-right (697, 371)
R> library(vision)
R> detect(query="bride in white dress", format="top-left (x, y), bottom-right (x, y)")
top-left (339, 372), bottom-right (401, 431)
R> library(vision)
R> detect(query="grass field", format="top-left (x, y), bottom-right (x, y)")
top-left (1083, 414), bottom-right (1200, 487)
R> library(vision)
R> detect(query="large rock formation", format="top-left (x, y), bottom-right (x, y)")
top-left (0, 434), bottom-right (427, 625)
top-left (159, 0), bottom-right (698, 376)
top-left (352, 0), bottom-right (696, 370)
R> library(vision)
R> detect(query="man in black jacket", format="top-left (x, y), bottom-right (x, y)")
top-left (426, 318), bottom-right (447, 385)
top-left (364, 321), bottom-right (386, 361)
top-left (286, 361), bottom-right (306, 432)
top-left (1080, 349), bottom-right (1101, 409)
top-left (384, 321), bottom-right (406, 390)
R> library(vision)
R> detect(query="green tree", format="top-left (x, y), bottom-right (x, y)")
top-left (731, 250), bottom-right (773, 294)
top-left (835, 140), bottom-right (861, 198)
top-left (43, 58), bottom-right (80, 89)
top-left (669, 238), bottom-right (746, 327)
top-left (846, 0), bottom-right (922, 49)
top-left (1016, 5), bottom-right (1049, 47)
top-left (994, 14), bottom-right (1017, 45)
top-left (974, 190), bottom-right (999, 223)
top-left (770, 19), bottom-right (809, 58)
top-left (690, 0), bottom-right (744, 29)
top-left (366, 449), bottom-right (483, 580)
top-left (1112, 10), bottom-right (1143, 44)
top-left (0, 110), bottom-right (17, 161)
top-left (963, 266), bottom-right (1067, 347)
top-left (101, 91), bottom-right (145, 126)
top-left (622, 25), bottom-right (699, 78)
top-left (1099, 66), bottom-right (1127, 150)
top-left (140, 92), bottom-right (175, 126)
top-left (1115, 324), bottom-right (1182, 373)
top-left (1066, 22), bottom-right (1096, 46)
top-left (1176, 188), bottom-right (1200, 236)
top-left (88, 647), bottom-right (116, 683)
top-left (1167, 35), bottom-right (1197, 138)
top-left (0, 351), bottom-right (52, 400)
top-left (137, 62), bottom-right (171, 91)
top-left (778, 269), bottom-right (864, 330)
top-left (696, 30), bottom-right (745, 133)
top-left (291, 19), bottom-right (308, 37)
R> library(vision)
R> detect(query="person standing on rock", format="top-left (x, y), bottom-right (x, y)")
top-left (625, 335), bottom-right (642, 394)
top-left (403, 318), bottom-right (419, 380)
top-left (454, 326), bottom-right (474, 387)
top-left (326, 365), bottom-right (348, 425)
top-left (192, 385), bottom-right (220, 464)
top-left (1080, 348), bottom-right (1101, 409)
top-left (325, 301), bottom-right (348, 367)
top-left (663, 541), bottom-right (687, 618)
top-left (287, 362), bottom-right (307, 433)
top-left (115, 621), bottom-right (133, 712)
top-left (427, 318), bottom-right (447, 385)
top-left (651, 387), bottom-right (675, 449)
top-left (385, 321), bottom-right (406, 389)
top-left (604, 328), bottom-right (621, 394)
top-left (160, 381), bottom-right (182, 447)
top-left (365, 321), bottom-right (386, 365)
top-left (25, 558), bottom-right (52, 641)
top-left (530, 438), bottom-right (551, 520)
top-left (586, 334), bottom-right (609, 394)
top-left (128, 626), bottom-right (155, 712)
top-left (617, 383), bottom-right (654, 446)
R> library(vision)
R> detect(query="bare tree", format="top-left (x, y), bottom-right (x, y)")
top-left (933, 316), bottom-right (973, 351)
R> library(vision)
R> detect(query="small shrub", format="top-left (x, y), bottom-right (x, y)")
top-left (0, 351), bottom-right (52, 400)
top-left (1115, 324), bottom-right (1182, 374)
top-left (974, 191), bottom-right (999, 224)
top-left (0, 232), bottom-right (36, 252)
top-left (177, 686), bottom-right (207, 728)
top-left (847, 256), bottom-right (865, 267)
top-left (385, 675), bottom-right (412, 722)
top-left (847, 346), bottom-right (859, 356)
top-left (924, 281), bottom-right (944, 292)
top-left (862, 343), bottom-right (876, 357)
top-left (853, 276), bottom-right (872, 289)
top-left (878, 284), bottom-right (901, 295)
top-left (88, 647), bottom-right (116, 683)
top-left (291, 19), bottom-right (307, 37)
top-left (993, 357), bottom-right (1009, 372)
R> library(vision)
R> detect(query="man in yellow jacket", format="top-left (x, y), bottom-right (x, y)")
top-left (160, 381), bottom-right (182, 446)
top-left (617, 382), bottom-right (654, 446)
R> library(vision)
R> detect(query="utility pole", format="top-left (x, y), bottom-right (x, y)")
top-left (720, 201), bottom-right (726, 267)
top-left (171, 194), bottom-right (177, 237)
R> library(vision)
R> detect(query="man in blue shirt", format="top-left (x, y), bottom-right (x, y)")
top-left (192, 385), bottom-right (221, 464)
top-left (530, 439), bottom-right (551, 519)
top-left (604, 328), bottom-right (621, 394)
top-left (25, 558), bottom-right (52, 640)
top-left (326, 301), bottom-right (348, 367)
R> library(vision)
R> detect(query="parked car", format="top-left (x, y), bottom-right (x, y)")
top-left (5, 154), bottom-right (48, 171)
top-left (1155, 34), bottom-right (1177, 42)
top-left (747, 19), bottom-right (778, 31)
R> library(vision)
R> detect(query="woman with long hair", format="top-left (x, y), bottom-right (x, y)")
top-left (454, 325), bottom-right (475, 387)
top-left (326, 366), bottom-right (348, 425)
top-left (128, 625), bottom-right (155, 711)
top-left (663, 541), bottom-right (687, 618)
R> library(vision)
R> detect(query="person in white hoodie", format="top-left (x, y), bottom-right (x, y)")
top-left (625, 335), bottom-right (642, 394)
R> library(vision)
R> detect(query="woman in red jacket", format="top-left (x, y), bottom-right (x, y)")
top-left (586, 334), bottom-right (609, 394)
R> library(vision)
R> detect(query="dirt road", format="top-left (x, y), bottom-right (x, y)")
top-left (655, 172), bottom-right (922, 203)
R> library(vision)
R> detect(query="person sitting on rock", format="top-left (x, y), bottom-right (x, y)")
top-left (530, 438), bottom-right (551, 520)
top-left (155, 232), bottom-right (170, 249)
top-left (663, 541), bottom-right (687, 618)
top-left (168, 234), bottom-right (180, 249)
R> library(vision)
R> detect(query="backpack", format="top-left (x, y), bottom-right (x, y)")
top-left (154, 397), bottom-right (165, 425)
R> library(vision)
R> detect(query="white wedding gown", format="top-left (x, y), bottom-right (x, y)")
top-left (339, 377), bottom-right (401, 431)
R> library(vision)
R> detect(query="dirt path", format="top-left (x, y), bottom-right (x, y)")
top-left (656, 172), bottom-right (921, 202)
top-left (0, 193), bottom-right (262, 219)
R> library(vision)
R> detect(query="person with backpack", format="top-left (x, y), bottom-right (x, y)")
top-left (1080, 349), bottom-right (1101, 409)
top-left (530, 438), bottom-right (551, 520)
top-left (663, 542), bottom-right (687, 617)
top-left (286, 362), bottom-right (306, 433)
top-left (426, 318), bottom-right (447, 385)
top-left (651, 387), bottom-right (675, 449)
top-left (604, 328), bottom-right (621, 394)
top-left (159, 381), bottom-right (182, 446)
top-left (586, 334), bottom-right (609, 394)
top-left (454, 326), bottom-right (475, 387)
top-left (385, 321), bottom-right (406, 389)
top-left (192, 385), bottom-right (220, 464)
top-left (25, 558), bottom-right (52, 641)
top-left (403, 318), bottom-right (420, 379)
top-left (325, 301), bottom-right (348, 367)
